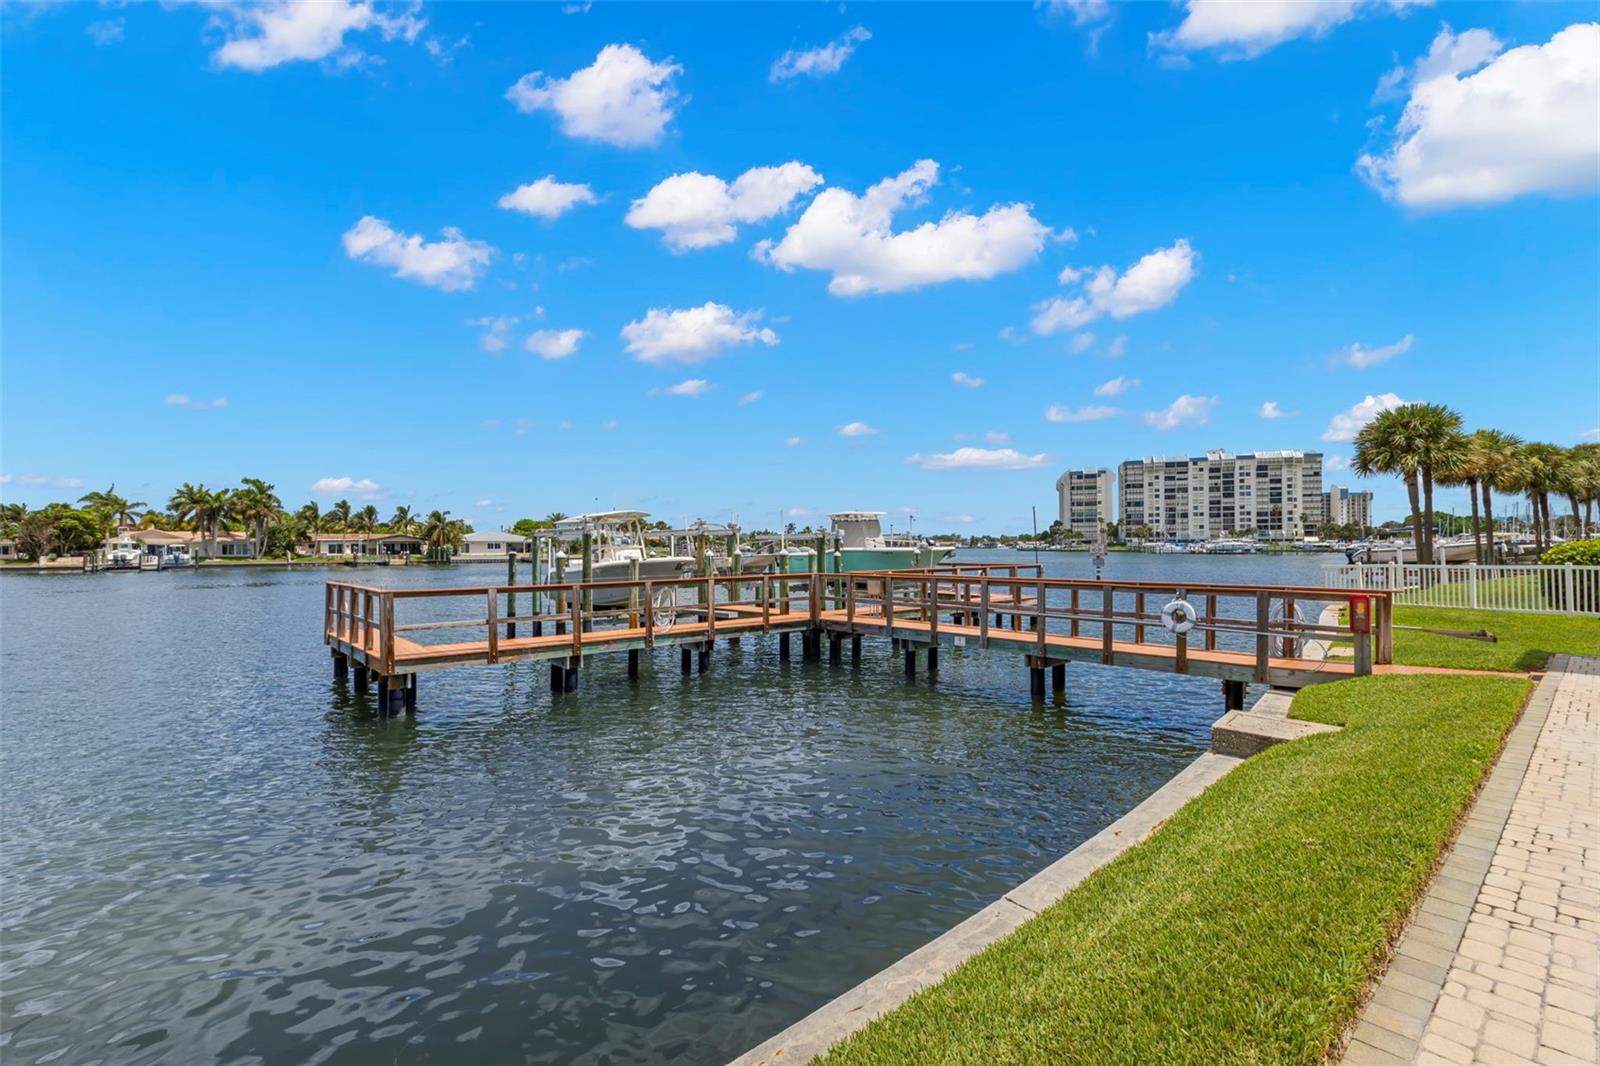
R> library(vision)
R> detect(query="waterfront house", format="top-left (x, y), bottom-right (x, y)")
top-left (309, 532), bottom-right (424, 558)
top-left (104, 528), bottom-right (253, 559)
top-left (460, 530), bottom-right (530, 560)
top-left (0, 539), bottom-right (16, 559)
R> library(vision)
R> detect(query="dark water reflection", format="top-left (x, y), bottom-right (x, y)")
top-left (0, 551), bottom-right (1336, 1064)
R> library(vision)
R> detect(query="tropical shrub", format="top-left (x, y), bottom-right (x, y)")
top-left (1540, 540), bottom-right (1600, 566)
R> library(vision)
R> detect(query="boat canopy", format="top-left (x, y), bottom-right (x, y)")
top-left (554, 510), bottom-right (652, 531)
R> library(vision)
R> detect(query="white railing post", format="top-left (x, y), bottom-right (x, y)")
top-left (1564, 563), bottom-right (1576, 617)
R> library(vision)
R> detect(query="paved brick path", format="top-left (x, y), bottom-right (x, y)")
top-left (1344, 656), bottom-right (1599, 1066)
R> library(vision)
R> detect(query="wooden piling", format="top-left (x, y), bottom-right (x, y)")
top-left (1223, 678), bottom-right (1246, 711)
top-left (779, 632), bottom-right (790, 660)
top-left (580, 532), bottom-right (593, 633)
top-left (628, 648), bottom-right (640, 680)
top-left (851, 634), bottom-right (862, 664)
top-left (904, 646), bottom-right (917, 676)
top-left (1052, 662), bottom-right (1066, 693)
top-left (506, 554), bottom-right (517, 639)
top-left (332, 649), bottom-right (348, 679)
top-left (829, 632), bottom-right (842, 665)
top-left (926, 647), bottom-right (938, 675)
top-left (681, 647), bottom-right (693, 675)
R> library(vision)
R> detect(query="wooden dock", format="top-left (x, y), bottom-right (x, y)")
top-left (324, 564), bottom-right (1394, 713)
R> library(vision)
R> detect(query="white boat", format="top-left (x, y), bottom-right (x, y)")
top-left (548, 511), bottom-right (696, 606)
top-left (829, 512), bottom-right (952, 571)
top-left (1194, 537), bottom-right (1262, 555)
top-left (1346, 534), bottom-right (1483, 565)
top-left (1151, 541), bottom-right (1190, 554)
top-left (159, 550), bottom-right (192, 569)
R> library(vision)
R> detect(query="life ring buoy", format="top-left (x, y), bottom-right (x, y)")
top-left (1161, 598), bottom-right (1198, 634)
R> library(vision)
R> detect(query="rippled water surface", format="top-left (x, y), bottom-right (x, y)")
top-left (0, 550), bottom-right (1337, 1064)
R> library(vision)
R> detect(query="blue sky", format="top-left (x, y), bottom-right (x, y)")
top-left (3, 1), bottom-right (1597, 533)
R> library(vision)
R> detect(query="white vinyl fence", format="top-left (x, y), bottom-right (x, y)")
top-left (1322, 562), bottom-right (1600, 617)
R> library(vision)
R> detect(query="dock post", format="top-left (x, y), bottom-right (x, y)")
top-left (549, 663), bottom-right (564, 692)
top-left (580, 532), bottom-right (593, 633)
top-left (904, 646), bottom-right (917, 676)
top-left (628, 649), bottom-right (640, 680)
top-left (506, 554), bottom-right (517, 639)
top-left (851, 634), bottom-right (862, 664)
top-left (1222, 679), bottom-right (1246, 711)
top-left (698, 643), bottom-right (711, 674)
top-left (564, 657), bottom-right (579, 693)
top-left (1051, 663), bottom-right (1066, 693)
top-left (354, 664), bottom-right (370, 692)
top-left (403, 674), bottom-right (417, 712)
top-left (926, 647), bottom-right (938, 675)
top-left (382, 673), bottom-right (406, 715)
top-left (555, 554), bottom-right (567, 635)
top-left (681, 647), bottom-right (693, 675)
top-left (332, 649), bottom-right (348, 680)
top-left (829, 633), bottom-right (842, 665)
top-left (779, 632), bottom-right (791, 661)
top-left (1029, 663), bottom-right (1045, 698)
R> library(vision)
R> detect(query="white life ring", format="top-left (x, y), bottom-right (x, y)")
top-left (1161, 598), bottom-right (1198, 634)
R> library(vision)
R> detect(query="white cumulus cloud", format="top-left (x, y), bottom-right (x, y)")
top-left (770, 26), bottom-right (871, 81)
top-left (906, 447), bottom-right (1050, 471)
top-left (838, 421), bottom-right (879, 437)
top-left (163, 394), bottom-right (229, 410)
top-left (951, 372), bottom-right (985, 388)
top-left (1152, 0), bottom-right (1411, 60)
top-left (1144, 394), bottom-right (1217, 430)
top-left (755, 159), bottom-right (1049, 296)
top-left (1359, 23), bottom-right (1600, 209)
top-left (342, 216), bottom-right (492, 291)
top-left (1332, 333), bottom-right (1414, 368)
top-left (738, 390), bottom-right (764, 406)
top-left (1032, 239), bottom-right (1196, 334)
top-left (1323, 392), bottom-right (1407, 442)
top-left (209, 0), bottom-right (424, 71)
top-left (620, 302), bottom-right (778, 364)
top-left (662, 378), bottom-right (709, 398)
top-left (312, 476), bottom-right (383, 499)
top-left (1044, 404), bottom-right (1121, 423)
top-left (468, 315), bottom-right (519, 352)
top-left (497, 176), bottom-right (599, 220)
top-left (506, 43), bottom-right (681, 148)
top-left (1093, 375), bottom-right (1139, 397)
top-left (525, 328), bottom-right (586, 360)
top-left (1259, 400), bottom-right (1300, 419)
top-left (625, 163), bottom-right (823, 250)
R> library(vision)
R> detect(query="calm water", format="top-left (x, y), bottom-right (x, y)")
top-left (1, 550), bottom-right (1338, 1064)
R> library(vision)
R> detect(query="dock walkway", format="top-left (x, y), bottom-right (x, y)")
top-left (324, 565), bottom-right (1393, 712)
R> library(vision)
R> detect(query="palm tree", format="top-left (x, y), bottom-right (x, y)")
top-left (168, 483), bottom-right (206, 530)
top-left (326, 499), bottom-right (353, 533)
top-left (544, 511), bottom-right (568, 525)
top-left (1471, 429), bottom-right (1522, 563)
top-left (1558, 444), bottom-right (1599, 539)
top-left (1509, 443), bottom-right (1566, 554)
top-left (1410, 404), bottom-right (1466, 563)
top-left (194, 487), bottom-right (232, 559)
top-left (232, 477), bottom-right (283, 558)
top-left (351, 504), bottom-right (379, 532)
top-left (1435, 445), bottom-right (1483, 564)
top-left (79, 485), bottom-right (146, 530)
top-left (1354, 408), bottom-right (1427, 563)
top-left (421, 509), bottom-right (465, 561)
top-left (387, 505), bottom-right (417, 536)
top-left (295, 501), bottom-right (321, 533)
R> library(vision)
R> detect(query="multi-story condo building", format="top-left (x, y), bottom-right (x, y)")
top-left (1117, 449), bottom-right (1324, 542)
top-left (1322, 485), bottom-right (1373, 531)
top-left (1055, 468), bottom-right (1113, 538)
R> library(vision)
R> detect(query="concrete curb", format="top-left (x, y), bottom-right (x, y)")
top-left (1212, 688), bottom-right (1342, 757)
top-left (1340, 657), bottom-right (1567, 1066)
top-left (727, 750), bottom-right (1245, 1065)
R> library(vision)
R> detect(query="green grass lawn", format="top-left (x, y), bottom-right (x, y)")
top-left (820, 674), bottom-right (1530, 1066)
top-left (1328, 606), bottom-right (1598, 672)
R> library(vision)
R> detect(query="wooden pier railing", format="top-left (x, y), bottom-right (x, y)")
top-left (325, 570), bottom-right (1392, 710)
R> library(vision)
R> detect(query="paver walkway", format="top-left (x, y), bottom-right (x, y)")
top-left (1344, 656), bottom-right (1599, 1066)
